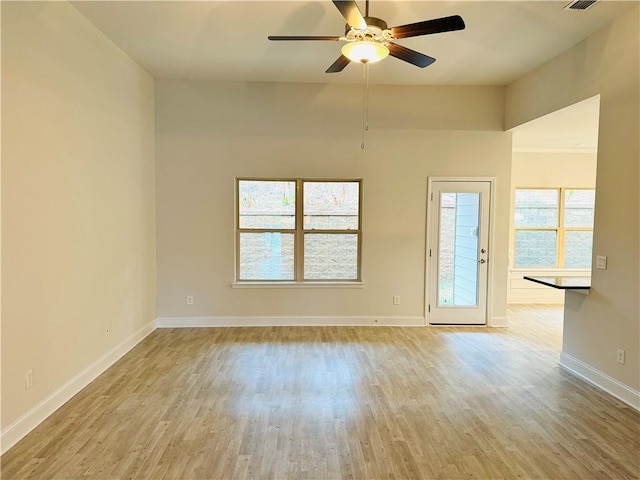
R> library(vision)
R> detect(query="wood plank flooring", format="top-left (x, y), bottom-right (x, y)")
top-left (2, 305), bottom-right (639, 479)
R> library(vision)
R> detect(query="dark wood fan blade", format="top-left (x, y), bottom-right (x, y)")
top-left (388, 43), bottom-right (435, 68)
top-left (268, 35), bottom-right (341, 41)
top-left (390, 15), bottom-right (465, 39)
top-left (326, 55), bottom-right (351, 73)
top-left (332, 0), bottom-right (367, 29)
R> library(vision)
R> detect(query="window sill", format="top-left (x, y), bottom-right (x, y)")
top-left (232, 281), bottom-right (366, 289)
top-left (510, 267), bottom-right (591, 274)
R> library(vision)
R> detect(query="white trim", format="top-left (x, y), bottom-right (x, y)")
top-left (510, 268), bottom-right (591, 275)
top-left (0, 319), bottom-right (157, 455)
top-left (489, 316), bottom-right (508, 327)
top-left (559, 353), bottom-right (640, 411)
top-left (157, 316), bottom-right (425, 328)
top-left (512, 147), bottom-right (597, 154)
top-left (232, 281), bottom-right (365, 289)
top-left (425, 177), bottom-right (496, 325)
top-left (486, 177), bottom-right (497, 326)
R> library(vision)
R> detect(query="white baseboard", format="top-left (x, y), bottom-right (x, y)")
top-left (490, 316), bottom-right (508, 327)
top-left (157, 316), bottom-right (426, 328)
top-left (559, 352), bottom-right (640, 411)
top-left (0, 319), bottom-right (157, 455)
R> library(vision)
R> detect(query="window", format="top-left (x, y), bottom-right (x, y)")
top-left (237, 179), bottom-right (361, 282)
top-left (514, 188), bottom-right (595, 268)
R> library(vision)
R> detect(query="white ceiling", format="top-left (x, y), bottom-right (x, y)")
top-left (71, 0), bottom-right (638, 86)
top-left (71, 1), bottom-right (623, 151)
top-left (511, 95), bottom-right (600, 153)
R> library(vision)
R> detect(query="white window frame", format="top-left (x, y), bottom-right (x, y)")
top-left (234, 178), bottom-right (363, 286)
top-left (513, 187), bottom-right (595, 269)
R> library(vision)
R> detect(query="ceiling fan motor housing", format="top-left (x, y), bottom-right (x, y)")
top-left (345, 16), bottom-right (389, 36)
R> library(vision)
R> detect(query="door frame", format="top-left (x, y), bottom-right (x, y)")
top-left (425, 177), bottom-right (496, 326)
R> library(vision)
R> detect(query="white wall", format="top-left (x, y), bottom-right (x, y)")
top-left (155, 81), bottom-right (512, 326)
top-left (1, 2), bottom-right (156, 450)
top-left (506, 7), bottom-right (639, 402)
top-left (507, 151), bottom-right (597, 304)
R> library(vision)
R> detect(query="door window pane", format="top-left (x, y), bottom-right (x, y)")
top-left (438, 193), bottom-right (480, 307)
top-left (514, 230), bottom-right (557, 267)
top-left (514, 189), bottom-right (558, 227)
top-left (239, 233), bottom-right (294, 280)
top-left (564, 189), bottom-right (595, 227)
top-left (564, 231), bottom-right (593, 268)
top-left (303, 182), bottom-right (359, 230)
top-left (304, 234), bottom-right (358, 280)
top-left (239, 180), bottom-right (295, 229)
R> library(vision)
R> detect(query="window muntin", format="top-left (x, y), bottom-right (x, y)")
top-left (514, 188), bottom-right (595, 269)
top-left (237, 179), bottom-right (362, 282)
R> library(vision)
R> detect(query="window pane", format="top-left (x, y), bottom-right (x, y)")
top-left (303, 182), bottom-right (359, 230)
top-left (304, 234), bottom-right (358, 280)
top-left (239, 180), bottom-right (295, 229)
top-left (239, 233), bottom-right (294, 280)
top-left (438, 192), bottom-right (480, 307)
top-left (514, 189), bottom-right (558, 227)
top-left (564, 190), bottom-right (595, 227)
top-left (514, 230), bottom-right (557, 267)
top-left (564, 231), bottom-right (593, 268)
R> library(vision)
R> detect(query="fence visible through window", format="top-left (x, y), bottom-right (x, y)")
top-left (514, 188), bottom-right (595, 269)
top-left (237, 179), bottom-right (361, 282)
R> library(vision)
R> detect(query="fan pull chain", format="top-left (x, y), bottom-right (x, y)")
top-left (361, 63), bottom-right (370, 150)
top-left (365, 62), bottom-right (370, 132)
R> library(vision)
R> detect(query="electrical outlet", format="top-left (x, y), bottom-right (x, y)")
top-left (393, 295), bottom-right (400, 305)
top-left (617, 348), bottom-right (625, 365)
top-left (25, 370), bottom-right (34, 390)
top-left (186, 295), bottom-right (194, 305)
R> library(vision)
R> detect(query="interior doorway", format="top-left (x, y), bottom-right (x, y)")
top-left (507, 95), bottom-right (600, 307)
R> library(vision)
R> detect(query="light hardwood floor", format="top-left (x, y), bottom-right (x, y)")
top-left (2, 305), bottom-right (639, 479)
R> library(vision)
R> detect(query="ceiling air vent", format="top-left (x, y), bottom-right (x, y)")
top-left (564, 0), bottom-right (599, 11)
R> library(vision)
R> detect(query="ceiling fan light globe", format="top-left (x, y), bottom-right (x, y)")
top-left (341, 41), bottom-right (389, 64)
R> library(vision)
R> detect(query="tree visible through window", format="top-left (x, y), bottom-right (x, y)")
top-left (514, 188), bottom-right (595, 268)
top-left (237, 179), bottom-right (361, 282)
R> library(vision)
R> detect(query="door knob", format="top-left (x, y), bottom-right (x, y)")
top-left (478, 259), bottom-right (486, 264)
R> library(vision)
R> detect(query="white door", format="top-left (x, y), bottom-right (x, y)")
top-left (427, 180), bottom-right (491, 325)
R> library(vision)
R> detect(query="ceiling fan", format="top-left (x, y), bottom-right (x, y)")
top-left (268, 0), bottom-right (465, 73)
